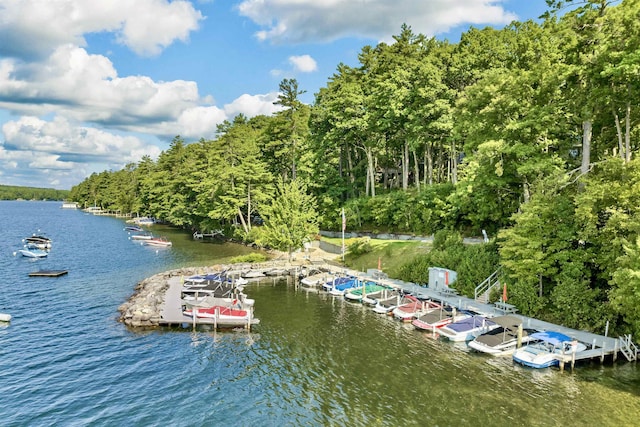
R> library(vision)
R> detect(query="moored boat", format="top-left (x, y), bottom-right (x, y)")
top-left (321, 276), bottom-right (352, 292)
top-left (301, 273), bottom-right (332, 288)
top-left (17, 248), bottom-right (49, 258)
top-left (24, 234), bottom-right (52, 249)
top-left (372, 292), bottom-right (407, 314)
top-left (143, 237), bottom-right (172, 247)
top-left (412, 306), bottom-right (470, 331)
top-left (130, 232), bottom-right (154, 241)
top-left (468, 315), bottom-right (537, 356)
top-left (344, 282), bottom-right (389, 302)
top-left (512, 331), bottom-right (587, 369)
top-left (438, 315), bottom-right (498, 342)
top-left (392, 297), bottom-right (441, 322)
top-left (328, 278), bottom-right (361, 296)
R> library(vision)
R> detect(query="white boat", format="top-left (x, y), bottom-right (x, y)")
top-left (0, 313), bottom-right (11, 322)
top-left (512, 331), bottom-right (587, 369)
top-left (328, 279), bottom-right (361, 296)
top-left (130, 232), bottom-right (154, 241)
top-left (438, 315), bottom-right (499, 342)
top-left (23, 234), bottom-right (52, 249)
top-left (301, 273), bottom-right (331, 287)
top-left (143, 237), bottom-right (172, 247)
top-left (133, 217), bottom-right (156, 225)
top-left (344, 283), bottom-right (389, 302)
top-left (17, 248), bottom-right (49, 258)
top-left (468, 315), bottom-right (537, 356)
top-left (392, 298), bottom-right (441, 322)
top-left (412, 307), bottom-right (470, 332)
top-left (242, 270), bottom-right (266, 279)
top-left (372, 292), bottom-right (406, 314)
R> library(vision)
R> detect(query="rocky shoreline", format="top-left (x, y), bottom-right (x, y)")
top-left (117, 267), bottom-right (206, 328)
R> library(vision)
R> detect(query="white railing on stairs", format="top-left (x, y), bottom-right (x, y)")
top-left (474, 268), bottom-right (502, 302)
top-left (618, 335), bottom-right (638, 362)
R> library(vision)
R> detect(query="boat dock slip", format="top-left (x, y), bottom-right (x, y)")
top-left (28, 270), bottom-right (69, 277)
top-left (159, 276), bottom-right (259, 329)
top-left (319, 264), bottom-right (636, 364)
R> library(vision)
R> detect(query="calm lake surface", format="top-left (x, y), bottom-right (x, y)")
top-left (1, 201), bottom-right (639, 426)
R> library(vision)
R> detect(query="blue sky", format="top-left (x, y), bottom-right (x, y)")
top-left (0, 0), bottom-right (550, 190)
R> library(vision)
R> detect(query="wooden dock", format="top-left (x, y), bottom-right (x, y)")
top-left (28, 269), bottom-right (68, 277)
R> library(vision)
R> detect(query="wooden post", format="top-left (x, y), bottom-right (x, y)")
top-left (614, 339), bottom-right (618, 362)
top-left (214, 307), bottom-right (219, 330)
top-left (516, 324), bottom-right (523, 349)
top-left (605, 320), bottom-right (610, 337)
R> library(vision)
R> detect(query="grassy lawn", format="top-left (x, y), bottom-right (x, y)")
top-left (321, 236), bottom-right (431, 278)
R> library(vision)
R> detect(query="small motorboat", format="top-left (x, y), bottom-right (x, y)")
top-left (438, 315), bottom-right (498, 342)
top-left (17, 248), bottom-right (49, 258)
top-left (412, 307), bottom-right (470, 331)
top-left (143, 237), bottom-right (172, 247)
top-left (512, 331), bottom-right (587, 369)
top-left (124, 225), bottom-right (144, 232)
top-left (0, 312), bottom-right (11, 323)
top-left (468, 315), bottom-right (537, 356)
top-left (24, 234), bottom-right (52, 249)
top-left (392, 297), bottom-right (441, 322)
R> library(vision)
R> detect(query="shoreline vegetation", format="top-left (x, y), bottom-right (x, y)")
top-left (74, 1), bottom-right (640, 339)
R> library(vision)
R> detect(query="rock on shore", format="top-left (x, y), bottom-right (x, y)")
top-left (118, 267), bottom-right (202, 328)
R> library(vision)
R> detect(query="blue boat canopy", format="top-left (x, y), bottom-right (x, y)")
top-left (530, 331), bottom-right (573, 346)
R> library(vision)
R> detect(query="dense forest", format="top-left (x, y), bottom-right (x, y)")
top-left (69, 0), bottom-right (640, 337)
top-left (0, 184), bottom-right (69, 201)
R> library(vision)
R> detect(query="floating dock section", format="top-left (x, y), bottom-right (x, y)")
top-left (28, 270), bottom-right (69, 277)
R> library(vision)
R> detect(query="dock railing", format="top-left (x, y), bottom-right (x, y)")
top-left (474, 268), bottom-right (501, 303)
top-left (619, 334), bottom-right (638, 362)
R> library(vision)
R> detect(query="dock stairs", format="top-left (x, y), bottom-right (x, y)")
top-left (474, 268), bottom-right (501, 304)
top-left (618, 335), bottom-right (638, 362)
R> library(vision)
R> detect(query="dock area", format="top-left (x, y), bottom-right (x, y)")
top-left (315, 263), bottom-right (636, 364)
top-left (159, 275), bottom-right (260, 329)
top-left (126, 258), bottom-right (637, 364)
top-left (28, 269), bottom-right (68, 277)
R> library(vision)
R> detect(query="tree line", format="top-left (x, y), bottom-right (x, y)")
top-left (69, 0), bottom-right (640, 337)
top-left (0, 185), bottom-right (69, 201)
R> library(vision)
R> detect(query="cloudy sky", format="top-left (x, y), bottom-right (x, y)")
top-left (0, 0), bottom-right (549, 190)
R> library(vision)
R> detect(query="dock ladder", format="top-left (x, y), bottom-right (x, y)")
top-left (474, 268), bottom-right (502, 304)
top-left (618, 335), bottom-right (638, 362)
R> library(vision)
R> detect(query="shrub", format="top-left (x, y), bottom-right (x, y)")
top-left (348, 237), bottom-right (373, 256)
top-left (229, 253), bottom-right (269, 264)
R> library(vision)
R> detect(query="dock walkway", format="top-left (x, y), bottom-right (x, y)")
top-left (319, 264), bottom-right (632, 363)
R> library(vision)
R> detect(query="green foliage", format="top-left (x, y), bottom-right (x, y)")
top-left (348, 237), bottom-right (373, 256)
top-left (259, 180), bottom-right (319, 257)
top-left (397, 232), bottom-right (498, 297)
top-left (229, 253), bottom-right (269, 264)
top-left (66, 2), bottom-right (640, 336)
top-left (0, 185), bottom-right (69, 201)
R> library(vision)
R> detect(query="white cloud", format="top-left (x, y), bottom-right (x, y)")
top-left (238, 0), bottom-right (517, 43)
top-left (224, 93), bottom-right (284, 118)
top-left (289, 55), bottom-right (318, 73)
top-left (0, 0), bottom-right (203, 58)
top-left (0, 45), bottom-right (204, 137)
top-left (2, 115), bottom-right (162, 165)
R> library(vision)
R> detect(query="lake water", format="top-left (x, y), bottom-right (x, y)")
top-left (1, 201), bottom-right (639, 426)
